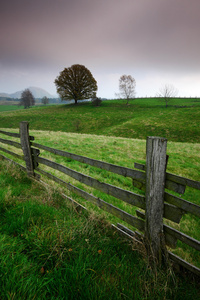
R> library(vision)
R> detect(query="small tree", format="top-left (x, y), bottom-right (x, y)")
top-left (157, 84), bottom-right (178, 108)
top-left (19, 89), bottom-right (35, 108)
top-left (91, 97), bottom-right (102, 106)
top-left (42, 96), bottom-right (49, 105)
top-left (54, 64), bottom-right (98, 105)
top-left (117, 75), bottom-right (136, 105)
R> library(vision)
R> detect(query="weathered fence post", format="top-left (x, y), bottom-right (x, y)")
top-left (20, 121), bottom-right (34, 177)
top-left (145, 136), bottom-right (167, 265)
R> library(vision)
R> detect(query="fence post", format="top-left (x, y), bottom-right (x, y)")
top-left (145, 136), bottom-right (167, 265)
top-left (20, 121), bottom-right (34, 177)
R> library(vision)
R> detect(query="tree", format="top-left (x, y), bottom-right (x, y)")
top-left (41, 96), bottom-right (49, 105)
top-left (54, 64), bottom-right (98, 105)
top-left (91, 97), bottom-right (102, 106)
top-left (19, 89), bottom-right (35, 108)
top-left (157, 84), bottom-right (178, 108)
top-left (117, 75), bottom-right (136, 105)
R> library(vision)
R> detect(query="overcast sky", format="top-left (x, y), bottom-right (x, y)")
top-left (0, 0), bottom-right (200, 98)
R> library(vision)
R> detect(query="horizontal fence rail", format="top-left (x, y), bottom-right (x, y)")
top-left (0, 147), bottom-right (24, 160)
top-left (34, 154), bottom-right (146, 210)
top-left (0, 137), bottom-right (22, 149)
top-left (32, 141), bottom-right (146, 181)
top-left (36, 167), bottom-right (145, 231)
top-left (0, 123), bottom-right (199, 276)
top-left (136, 210), bottom-right (200, 251)
top-left (0, 130), bottom-right (20, 138)
top-left (134, 162), bottom-right (200, 191)
top-left (164, 192), bottom-right (200, 218)
top-left (0, 129), bottom-right (34, 140)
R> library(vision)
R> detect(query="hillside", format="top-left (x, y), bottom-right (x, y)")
top-left (0, 98), bottom-right (199, 143)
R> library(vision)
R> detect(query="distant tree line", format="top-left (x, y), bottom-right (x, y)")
top-left (0, 97), bottom-right (19, 102)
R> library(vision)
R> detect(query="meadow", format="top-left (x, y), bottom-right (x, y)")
top-left (0, 97), bottom-right (200, 142)
top-left (0, 104), bottom-right (24, 112)
top-left (0, 98), bottom-right (200, 298)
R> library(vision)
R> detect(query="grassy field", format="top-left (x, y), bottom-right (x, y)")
top-left (0, 105), bottom-right (24, 112)
top-left (0, 158), bottom-right (200, 299)
top-left (0, 128), bottom-right (199, 269)
top-left (0, 97), bottom-right (200, 143)
top-left (0, 98), bottom-right (200, 297)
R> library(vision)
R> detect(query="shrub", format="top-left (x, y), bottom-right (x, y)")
top-left (91, 97), bottom-right (102, 106)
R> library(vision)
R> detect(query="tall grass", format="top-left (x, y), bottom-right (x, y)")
top-left (0, 159), bottom-right (200, 299)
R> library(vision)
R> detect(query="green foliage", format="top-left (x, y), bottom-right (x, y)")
top-left (0, 159), bottom-right (199, 299)
top-left (55, 64), bottom-right (98, 105)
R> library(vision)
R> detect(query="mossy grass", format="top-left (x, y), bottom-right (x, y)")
top-left (0, 159), bottom-right (200, 299)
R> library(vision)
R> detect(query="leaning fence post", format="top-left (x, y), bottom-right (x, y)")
top-left (20, 121), bottom-right (34, 177)
top-left (145, 136), bottom-right (167, 265)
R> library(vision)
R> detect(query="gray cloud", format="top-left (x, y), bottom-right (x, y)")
top-left (1, 0), bottom-right (200, 96)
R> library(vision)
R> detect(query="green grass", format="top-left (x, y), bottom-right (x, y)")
top-left (0, 98), bottom-right (199, 143)
top-left (0, 128), bottom-right (200, 270)
top-left (0, 105), bottom-right (24, 112)
top-left (0, 159), bottom-right (200, 299)
top-left (0, 98), bottom-right (200, 297)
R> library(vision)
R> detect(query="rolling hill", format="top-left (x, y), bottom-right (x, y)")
top-left (0, 87), bottom-right (55, 99)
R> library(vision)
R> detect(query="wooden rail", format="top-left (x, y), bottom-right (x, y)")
top-left (134, 162), bottom-right (200, 190)
top-left (32, 141), bottom-right (145, 181)
top-left (0, 122), bottom-right (199, 276)
top-left (34, 155), bottom-right (146, 209)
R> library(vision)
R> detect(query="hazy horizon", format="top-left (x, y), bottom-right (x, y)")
top-left (1, 0), bottom-right (200, 98)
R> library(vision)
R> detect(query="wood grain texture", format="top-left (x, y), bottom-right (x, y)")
top-left (145, 137), bottom-right (167, 261)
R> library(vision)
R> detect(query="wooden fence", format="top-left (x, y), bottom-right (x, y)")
top-left (0, 121), bottom-right (200, 276)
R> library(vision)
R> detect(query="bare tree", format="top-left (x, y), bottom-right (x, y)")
top-left (19, 89), bottom-right (35, 108)
top-left (117, 75), bottom-right (136, 105)
top-left (157, 84), bottom-right (178, 108)
top-left (54, 64), bottom-right (98, 105)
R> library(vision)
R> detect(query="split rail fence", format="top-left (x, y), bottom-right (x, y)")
top-left (0, 121), bottom-right (200, 276)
